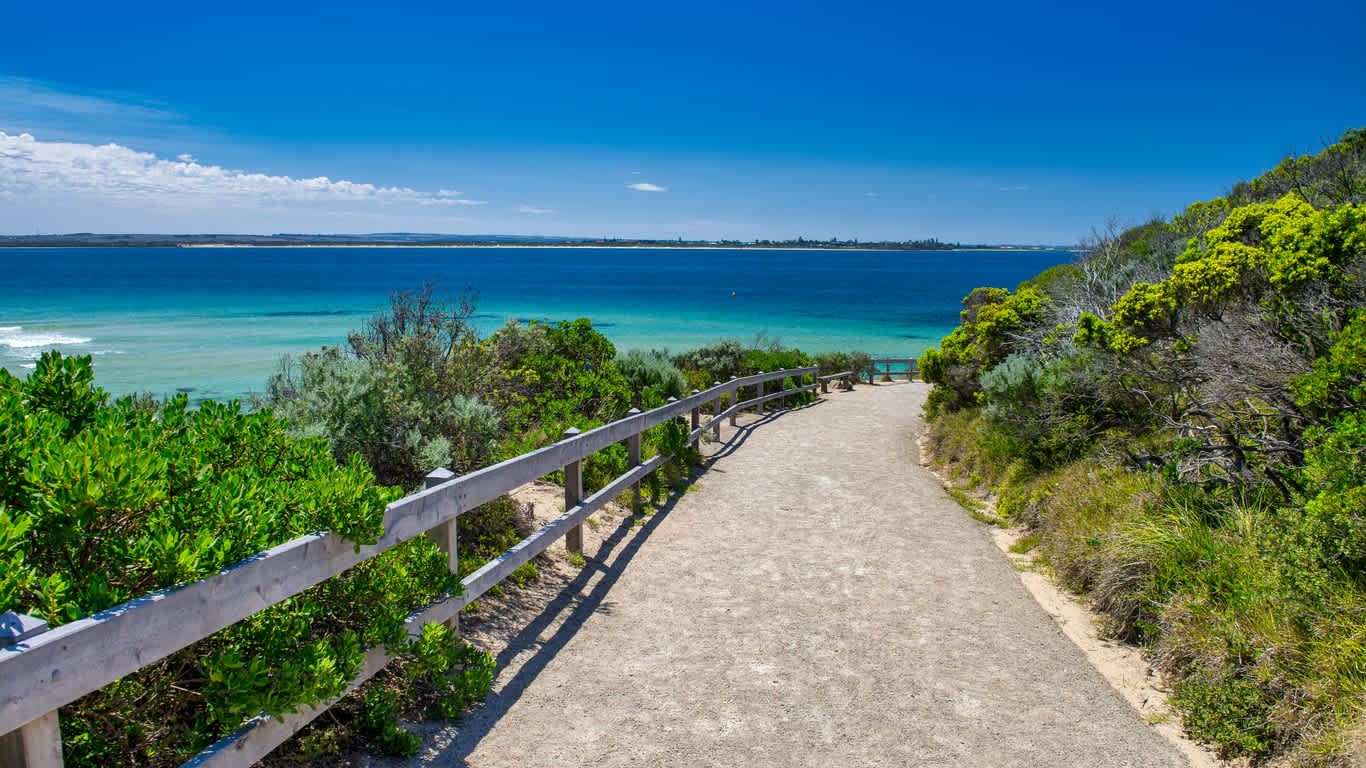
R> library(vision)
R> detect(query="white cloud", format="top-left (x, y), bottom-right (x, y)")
top-left (865, 191), bottom-right (878, 197)
top-left (998, 185), bottom-right (1031, 192)
top-left (519, 205), bottom-right (553, 214)
top-left (626, 182), bottom-right (667, 192)
top-left (0, 132), bottom-right (485, 208)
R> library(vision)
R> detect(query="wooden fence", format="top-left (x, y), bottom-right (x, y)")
top-left (867, 357), bottom-right (917, 383)
top-left (0, 367), bottom-right (819, 768)
top-left (817, 370), bottom-right (855, 392)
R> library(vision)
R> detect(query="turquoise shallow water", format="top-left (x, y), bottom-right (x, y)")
top-left (0, 246), bottom-right (1071, 401)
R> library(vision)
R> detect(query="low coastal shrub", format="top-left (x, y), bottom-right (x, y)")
top-left (813, 350), bottom-right (870, 378)
top-left (263, 285), bottom-right (499, 491)
top-left (0, 353), bottom-right (490, 767)
top-left (615, 348), bottom-right (688, 405)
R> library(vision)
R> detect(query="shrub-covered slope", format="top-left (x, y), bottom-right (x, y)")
top-left (918, 129), bottom-right (1366, 765)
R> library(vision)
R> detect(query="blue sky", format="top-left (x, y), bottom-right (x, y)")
top-left (1, 0), bottom-right (1362, 244)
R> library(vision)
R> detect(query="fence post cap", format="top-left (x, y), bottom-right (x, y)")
top-left (729, 375), bottom-right (737, 380)
top-left (424, 467), bottom-right (456, 488)
top-left (713, 381), bottom-right (721, 386)
top-left (627, 407), bottom-right (642, 415)
top-left (691, 389), bottom-right (700, 395)
top-left (666, 396), bottom-right (678, 403)
top-left (562, 426), bottom-right (582, 439)
top-left (0, 610), bottom-right (48, 647)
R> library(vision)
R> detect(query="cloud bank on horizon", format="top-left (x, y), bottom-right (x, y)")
top-left (0, 132), bottom-right (485, 210)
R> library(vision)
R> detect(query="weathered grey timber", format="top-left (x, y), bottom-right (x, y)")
top-left (562, 427), bottom-right (584, 555)
top-left (0, 614), bottom-right (59, 768)
top-left (444, 383), bottom-right (1189, 768)
top-left (424, 468), bottom-right (460, 632)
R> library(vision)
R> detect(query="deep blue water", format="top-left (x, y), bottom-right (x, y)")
top-left (0, 246), bottom-right (1072, 401)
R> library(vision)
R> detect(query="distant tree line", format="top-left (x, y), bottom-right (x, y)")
top-left (0, 233), bottom-right (981, 250)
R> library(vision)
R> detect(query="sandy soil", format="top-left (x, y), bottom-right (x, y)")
top-left (350, 382), bottom-right (1197, 767)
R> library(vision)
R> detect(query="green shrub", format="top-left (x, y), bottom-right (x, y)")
top-left (812, 350), bottom-right (870, 377)
top-left (615, 348), bottom-right (688, 404)
top-left (487, 318), bottom-right (631, 441)
top-left (0, 353), bottom-right (487, 767)
top-left (672, 339), bottom-right (746, 381)
top-left (263, 286), bottom-right (499, 490)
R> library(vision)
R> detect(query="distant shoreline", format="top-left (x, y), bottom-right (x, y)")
top-left (1, 242), bottom-right (1079, 253)
top-left (0, 234), bottom-right (1079, 251)
top-left (171, 244), bottom-right (1073, 252)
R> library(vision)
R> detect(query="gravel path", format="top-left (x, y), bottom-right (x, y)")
top-left (429, 382), bottom-right (1187, 767)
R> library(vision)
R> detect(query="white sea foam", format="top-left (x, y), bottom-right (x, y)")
top-left (0, 325), bottom-right (94, 358)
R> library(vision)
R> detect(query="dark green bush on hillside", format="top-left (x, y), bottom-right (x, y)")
top-left (919, 128), bottom-right (1366, 765)
top-left (486, 317), bottom-right (631, 439)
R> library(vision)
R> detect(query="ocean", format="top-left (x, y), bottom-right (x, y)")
top-left (0, 246), bottom-right (1072, 402)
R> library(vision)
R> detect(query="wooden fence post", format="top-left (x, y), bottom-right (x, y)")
top-left (626, 409), bottom-right (643, 512)
top-left (0, 612), bottom-right (62, 768)
top-left (780, 370), bottom-right (788, 409)
top-left (562, 427), bottom-right (583, 555)
top-left (423, 468), bottom-right (459, 632)
top-left (711, 382), bottom-right (722, 440)
top-left (689, 390), bottom-right (701, 452)
top-left (728, 376), bottom-right (739, 426)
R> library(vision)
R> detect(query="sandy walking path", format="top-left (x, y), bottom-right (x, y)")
top-left (429, 382), bottom-right (1186, 767)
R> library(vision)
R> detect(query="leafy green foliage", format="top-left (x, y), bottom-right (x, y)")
top-left (358, 688), bottom-right (423, 757)
top-left (0, 352), bottom-right (393, 625)
top-left (408, 622), bottom-right (496, 718)
top-left (487, 318), bottom-right (631, 441)
top-left (918, 286), bottom-right (1048, 413)
top-left (0, 353), bottom-right (489, 767)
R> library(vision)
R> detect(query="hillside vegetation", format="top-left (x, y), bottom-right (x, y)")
top-left (919, 129), bottom-right (1366, 765)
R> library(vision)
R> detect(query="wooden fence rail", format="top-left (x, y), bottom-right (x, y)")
top-left (817, 370), bottom-right (855, 393)
top-left (867, 357), bottom-right (917, 383)
top-left (0, 367), bottom-right (820, 768)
